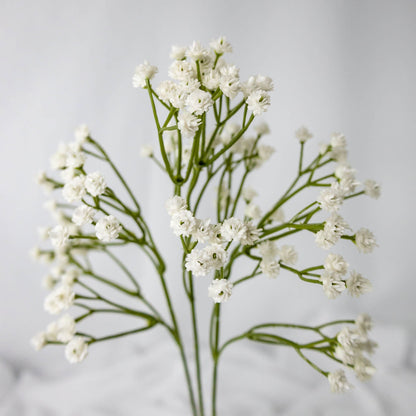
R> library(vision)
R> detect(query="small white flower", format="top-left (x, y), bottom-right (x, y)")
top-left (360, 339), bottom-right (378, 355)
top-left (331, 147), bottom-right (348, 164)
top-left (246, 90), bottom-right (271, 116)
top-left (210, 36), bottom-right (232, 54)
top-left (364, 179), bottom-right (381, 199)
top-left (180, 78), bottom-right (201, 94)
top-left (257, 240), bottom-right (278, 261)
top-left (178, 110), bottom-right (201, 138)
top-left (355, 228), bottom-right (377, 253)
top-left (202, 69), bottom-right (221, 90)
top-left (324, 253), bottom-right (349, 276)
top-left (45, 321), bottom-right (59, 341)
top-left (60, 167), bottom-right (78, 183)
top-left (72, 205), bottom-right (96, 226)
top-left (185, 89), bottom-right (213, 115)
top-left (42, 274), bottom-right (58, 290)
top-left (242, 75), bottom-right (274, 97)
top-left (170, 45), bottom-right (187, 60)
top-left (62, 175), bottom-right (86, 203)
top-left (354, 356), bottom-right (376, 381)
top-left (270, 208), bottom-right (285, 223)
top-left (330, 133), bottom-right (348, 163)
top-left (65, 336), bottom-right (88, 363)
top-left (339, 177), bottom-right (359, 197)
top-left (56, 314), bottom-right (76, 343)
top-left (132, 61), bottom-right (158, 88)
top-left (168, 60), bottom-right (195, 81)
top-left (239, 221), bottom-right (261, 246)
top-left (325, 214), bottom-right (350, 236)
top-left (347, 271), bottom-right (372, 297)
top-left (203, 244), bottom-right (228, 270)
top-left (208, 224), bottom-right (227, 245)
top-left (35, 171), bottom-right (54, 194)
top-left (49, 225), bottom-right (70, 248)
top-left (320, 271), bottom-right (346, 299)
top-left (257, 144), bottom-right (275, 162)
top-left (355, 313), bottom-right (373, 335)
top-left (74, 124), bottom-right (90, 144)
top-left (220, 218), bottom-right (245, 242)
top-left (335, 165), bottom-right (356, 181)
top-left (315, 229), bottom-right (338, 250)
top-left (31, 332), bottom-right (47, 351)
top-left (44, 199), bottom-right (58, 213)
top-left (334, 345), bottom-right (355, 365)
top-left (85, 172), bottom-right (106, 196)
top-left (50, 143), bottom-right (68, 170)
top-left (295, 126), bottom-right (313, 143)
top-left (319, 142), bottom-right (330, 155)
top-left (192, 218), bottom-right (212, 243)
top-left (29, 246), bottom-right (42, 262)
top-left (328, 369), bottom-right (353, 393)
top-left (242, 187), bottom-right (258, 202)
top-left (260, 259), bottom-right (280, 278)
top-left (170, 209), bottom-right (196, 237)
top-left (331, 132), bottom-right (347, 148)
top-left (37, 226), bottom-right (50, 241)
top-left (44, 284), bottom-right (75, 314)
top-left (219, 66), bottom-right (241, 99)
top-left (208, 279), bottom-right (233, 303)
top-left (277, 245), bottom-right (298, 266)
top-left (219, 122), bottom-right (240, 145)
top-left (186, 41), bottom-right (209, 62)
top-left (185, 248), bottom-right (210, 276)
top-left (236, 136), bottom-right (256, 155)
top-left (317, 182), bottom-right (344, 212)
top-left (254, 122), bottom-right (270, 136)
top-left (61, 268), bottom-right (80, 286)
top-left (156, 80), bottom-right (178, 105)
top-left (65, 146), bottom-right (85, 169)
top-left (245, 203), bottom-right (262, 219)
top-left (165, 195), bottom-right (187, 216)
top-left (337, 327), bottom-right (363, 353)
top-left (95, 215), bottom-right (122, 242)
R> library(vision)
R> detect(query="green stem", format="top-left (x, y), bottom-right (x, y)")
top-left (211, 304), bottom-right (221, 416)
top-left (189, 273), bottom-right (205, 416)
top-left (86, 323), bottom-right (157, 344)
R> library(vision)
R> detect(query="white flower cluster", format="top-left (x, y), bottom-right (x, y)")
top-left (31, 264), bottom-right (89, 364)
top-left (166, 196), bottom-right (261, 302)
top-left (315, 214), bottom-right (350, 250)
top-left (315, 132), bottom-right (381, 205)
top-left (95, 215), bottom-right (122, 242)
top-left (208, 279), bottom-right (233, 303)
top-left (43, 126), bottom-right (109, 211)
top-left (355, 227), bottom-right (378, 253)
top-left (315, 215), bottom-right (377, 259)
top-left (295, 126), bottom-right (313, 143)
top-left (320, 253), bottom-right (372, 299)
top-left (49, 124), bottom-right (89, 173)
top-left (256, 240), bottom-right (298, 279)
top-left (133, 37), bottom-right (273, 140)
top-left (329, 314), bottom-right (377, 391)
top-left (167, 196), bottom-right (260, 249)
top-left (62, 171), bottom-right (107, 203)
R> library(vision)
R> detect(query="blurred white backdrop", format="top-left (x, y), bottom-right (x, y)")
top-left (1, 0), bottom-right (415, 414)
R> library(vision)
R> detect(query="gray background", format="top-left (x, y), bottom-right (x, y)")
top-left (1, 0), bottom-right (415, 414)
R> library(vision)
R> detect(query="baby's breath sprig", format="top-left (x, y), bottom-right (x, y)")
top-left (31, 36), bottom-right (380, 416)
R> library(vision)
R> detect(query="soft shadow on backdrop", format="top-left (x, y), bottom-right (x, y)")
top-left (1, 0), bottom-right (415, 414)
